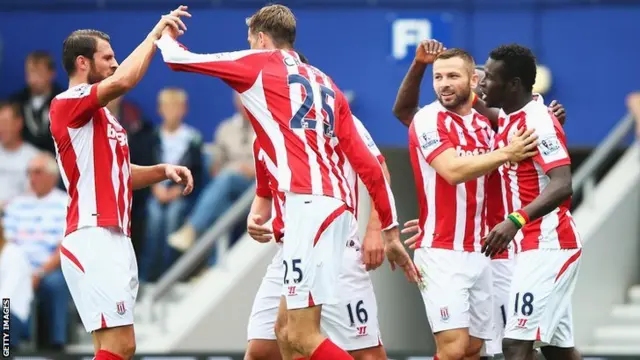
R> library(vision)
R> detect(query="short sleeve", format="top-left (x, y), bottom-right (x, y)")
top-left (252, 140), bottom-right (272, 198)
top-left (526, 110), bottom-right (571, 173)
top-left (50, 83), bottom-right (101, 129)
top-left (411, 109), bottom-right (453, 164)
top-left (352, 115), bottom-right (384, 164)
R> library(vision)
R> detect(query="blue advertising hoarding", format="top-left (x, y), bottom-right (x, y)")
top-left (0, 5), bottom-right (637, 146)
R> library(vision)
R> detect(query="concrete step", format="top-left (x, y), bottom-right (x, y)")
top-left (629, 285), bottom-right (640, 304)
top-left (610, 304), bottom-right (640, 323)
top-left (593, 325), bottom-right (640, 345)
top-left (582, 344), bottom-right (640, 355)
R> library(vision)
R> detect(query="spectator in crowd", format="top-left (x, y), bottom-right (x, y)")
top-left (139, 88), bottom-right (203, 282)
top-left (106, 96), bottom-right (157, 263)
top-left (0, 101), bottom-right (39, 210)
top-left (2, 152), bottom-right (69, 350)
top-left (10, 51), bottom-right (63, 154)
top-left (626, 92), bottom-right (640, 137)
top-left (0, 217), bottom-right (33, 350)
top-left (169, 92), bottom-right (255, 265)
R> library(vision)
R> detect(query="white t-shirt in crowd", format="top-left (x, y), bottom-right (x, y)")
top-left (0, 142), bottom-right (39, 203)
top-left (0, 242), bottom-right (33, 322)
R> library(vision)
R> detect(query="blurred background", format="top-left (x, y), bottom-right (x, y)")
top-left (0, 0), bottom-right (639, 359)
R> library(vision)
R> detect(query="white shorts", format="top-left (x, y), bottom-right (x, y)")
top-left (60, 226), bottom-right (139, 333)
top-left (247, 233), bottom-right (381, 351)
top-left (414, 247), bottom-right (493, 340)
top-left (321, 238), bottom-right (382, 351)
top-left (504, 248), bottom-right (581, 348)
top-left (282, 193), bottom-right (353, 310)
top-left (484, 258), bottom-right (515, 356)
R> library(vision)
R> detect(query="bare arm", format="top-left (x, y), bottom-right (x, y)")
top-left (392, 60), bottom-right (428, 127)
top-left (249, 195), bottom-right (272, 221)
top-left (131, 164), bottom-right (168, 190)
top-left (96, 7), bottom-right (190, 106)
top-left (430, 147), bottom-right (511, 185)
top-left (521, 166), bottom-right (572, 222)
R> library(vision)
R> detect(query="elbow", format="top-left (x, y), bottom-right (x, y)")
top-left (392, 107), bottom-right (413, 127)
top-left (440, 169), bottom-right (464, 186)
top-left (561, 182), bottom-right (573, 200)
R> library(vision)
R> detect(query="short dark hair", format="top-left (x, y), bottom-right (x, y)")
top-left (435, 48), bottom-right (475, 74)
top-left (246, 4), bottom-right (296, 48)
top-left (26, 51), bottom-right (55, 71)
top-left (0, 100), bottom-right (22, 119)
top-left (489, 44), bottom-right (537, 91)
top-left (62, 29), bottom-right (111, 76)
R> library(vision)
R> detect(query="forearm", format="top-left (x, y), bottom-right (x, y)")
top-left (97, 36), bottom-right (157, 106)
top-left (131, 164), bottom-right (167, 190)
top-left (472, 97), bottom-right (501, 129)
top-left (521, 180), bottom-right (572, 222)
top-left (392, 61), bottom-right (427, 127)
top-left (441, 150), bottom-right (509, 185)
top-left (250, 195), bottom-right (272, 220)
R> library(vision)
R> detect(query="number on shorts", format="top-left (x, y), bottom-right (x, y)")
top-left (283, 258), bottom-right (303, 285)
top-left (287, 74), bottom-right (336, 137)
top-left (346, 300), bottom-right (368, 326)
top-left (500, 305), bottom-right (507, 326)
top-left (514, 292), bottom-right (534, 316)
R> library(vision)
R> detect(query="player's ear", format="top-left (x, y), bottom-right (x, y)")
top-left (470, 68), bottom-right (479, 90)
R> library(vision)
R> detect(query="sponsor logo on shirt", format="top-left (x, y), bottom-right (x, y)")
top-left (419, 131), bottom-right (440, 150)
top-left (107, 123), bottom-right (128, 147)
top-left (540, 135), bottom-right (561, 156)
top-left (455, 146), bottom-right (488, 157)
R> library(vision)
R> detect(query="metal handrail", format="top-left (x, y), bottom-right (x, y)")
top-left (147, 184), bottom-right (256, 304)
top-left (572, 113), bottom-right (635, 197)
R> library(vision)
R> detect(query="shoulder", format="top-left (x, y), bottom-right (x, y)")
top-left (49, 189), bottom-right (69, 203)
top-left (54, 83), bottom-right (94, 102)
top-left (21, 143), bottom-right (39, 157)
top-left (4, 194), bottom-right (36, 213)
top-left (413, 101), bottom-right (446, 131)
top-left (523, 101), bottom-right (556, 131)
top-left (182, 125), bottom-right (202, 144)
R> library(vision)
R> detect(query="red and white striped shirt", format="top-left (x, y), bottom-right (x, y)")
top-left (409, 101), bottom-right (493, 252)
top-left (254, 116), bottom-right (385, 242)
top-left (156, 35), bottom-right (397, 230)
top-left (487, 93), bottom-right (545, 260)
top-left (494, 100), bottom-right (581, 252)
top-left (49, 83), bottom-right (132, 237)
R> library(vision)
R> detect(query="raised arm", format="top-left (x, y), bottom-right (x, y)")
top-left (392, 40), bottom-right (444, 127)
top-left (96, 6), bottom-right (190, 106)
top-left (155, 33), bottom-right (272, 92)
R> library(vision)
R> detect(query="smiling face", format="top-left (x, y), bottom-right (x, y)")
top-left (432, 51), bottom-right (478, 112)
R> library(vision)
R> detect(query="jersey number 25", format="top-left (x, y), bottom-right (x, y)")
top-left (288, 74), bottom-right (336, 137)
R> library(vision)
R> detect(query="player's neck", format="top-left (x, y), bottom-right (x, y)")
top-left (502, 92), bottom-right (532, 115)
top-left (448, 97), bottom-right (473, 117)
top-left (68, 74), bottom-right (89, 88)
